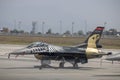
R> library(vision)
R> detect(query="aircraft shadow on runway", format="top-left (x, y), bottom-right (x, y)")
top-left (0, 67), bottom-right (35, 70)
top-left (93, 74), bottom-right (120, 77)
top-left (34, 65), bottom-right (104, 70)
top-left (0, 65), bottom-right (104, 70)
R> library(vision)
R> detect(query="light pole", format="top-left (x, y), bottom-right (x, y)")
top-left (103, 22), bottom-right (107, 38)
top-left (32, 21), bottom-right (37, 34)
top-left (85, 20), bottom-right (87, 35)
top-left (42, 21), bottom-right (45, 34)
top-left (60, 20), bottom-right (62, 35)
top-left (72, 22), bottom-right (74, 36)
top-left (18, 21), bottom-right (21, 30)
top-left (14, 20), bottom-right (16, 30)
top-left (104, 22), bottom-right (107, 30)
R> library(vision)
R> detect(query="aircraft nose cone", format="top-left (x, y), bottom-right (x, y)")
top-left (10, 49), bottom-right (26, 55)
top-left (8, 49), bottom-right (26, 59)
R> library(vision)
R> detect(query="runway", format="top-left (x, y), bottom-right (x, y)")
top-left (0, 44), bottom-right (120, 80)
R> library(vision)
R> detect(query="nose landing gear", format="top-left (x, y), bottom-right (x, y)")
top-left (59, 62), bottom-right (65, 68)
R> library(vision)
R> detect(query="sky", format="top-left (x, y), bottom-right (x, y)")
top-left (0, 0), bottom-right (120, 33)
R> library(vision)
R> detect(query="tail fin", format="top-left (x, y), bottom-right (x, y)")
top-left (85, 26), bottom-right (104, 48)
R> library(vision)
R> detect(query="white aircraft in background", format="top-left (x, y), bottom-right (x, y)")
top-left (105, 52), bottom-right (120, 64)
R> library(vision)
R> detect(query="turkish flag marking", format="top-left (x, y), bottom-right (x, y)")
top-left (96, 27), bottom-right (104, 31)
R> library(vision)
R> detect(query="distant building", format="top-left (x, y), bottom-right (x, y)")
top-left (0, 27), bottom-right (9, 33)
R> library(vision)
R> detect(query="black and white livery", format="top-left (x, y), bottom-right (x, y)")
top-left (8, 27), bottom-right (109, 68)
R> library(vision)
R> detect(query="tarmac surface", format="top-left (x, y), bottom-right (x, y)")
top-left (0, 44), bottom-right (120, 80)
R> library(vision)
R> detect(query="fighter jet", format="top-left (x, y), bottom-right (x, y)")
top-left (105, 53), bottom-right (120, 64)
top-left (8, 27), bottom-right (108, 68)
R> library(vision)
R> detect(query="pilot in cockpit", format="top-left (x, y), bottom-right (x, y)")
top-left (26, 42), bottom-right (48, 48)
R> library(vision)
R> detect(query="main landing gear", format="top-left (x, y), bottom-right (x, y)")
top-left (59, 57), bottom-right (65, 68)
top-left (59, 60), bottom-right (79, 68)
top-left (39, 59), bottom-right (51, 69)
top-left (73, 63), bottom-right (78, 68)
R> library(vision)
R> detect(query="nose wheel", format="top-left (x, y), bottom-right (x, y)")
top-left (59, 62), bottom-right (65, 68)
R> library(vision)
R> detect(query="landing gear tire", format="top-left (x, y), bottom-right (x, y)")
top-left (73, 63), bottom-right (78, 68)
top-left (59, 62), bottom-right (65, 68)
top-left (39, 64), bottom-right (48, 70)
top-left (39, 66), bottom-right (42, 70)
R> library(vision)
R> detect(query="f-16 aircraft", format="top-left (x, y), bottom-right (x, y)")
top-left (8, 27), bottom-right (108, 68)
top-left (105, 53), bottom-right (120, 63)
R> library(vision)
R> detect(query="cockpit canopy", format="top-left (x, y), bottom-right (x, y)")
top-left (26, 42), bottom-right (48, 48)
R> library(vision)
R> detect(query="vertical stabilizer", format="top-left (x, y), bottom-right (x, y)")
top-left (85, 27), bottom-right (104, 48)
